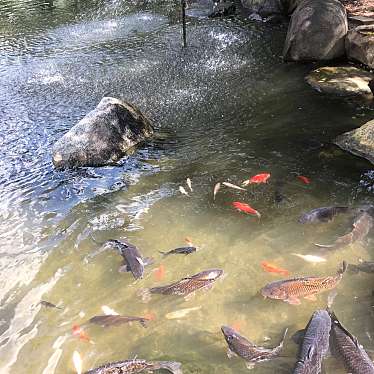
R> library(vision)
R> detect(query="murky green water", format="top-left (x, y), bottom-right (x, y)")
top-left (0, 0), bottom-right (373, 373)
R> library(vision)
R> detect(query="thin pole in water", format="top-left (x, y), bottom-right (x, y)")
top-left (181, 0), bottom-right (187, 47)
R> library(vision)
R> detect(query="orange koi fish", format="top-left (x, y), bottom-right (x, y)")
top-left (72, 324), bottom-right (91, 343)
top-left (297, 175), bottom-right (310, 184)
top-left (261, 261), bottom-right (290, 276)
top-left (154, 264), bottom-right (166, 281)
top-left (233, 202), bottom-right (261, 218)
top-left (242, 173), bottom-right (270, 186)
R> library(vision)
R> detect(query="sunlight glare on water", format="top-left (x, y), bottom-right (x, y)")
top-left (0, 0), bottom-right (373, 373)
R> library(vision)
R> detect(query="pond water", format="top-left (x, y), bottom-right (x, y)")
top-left (0, 0), bottom-right (373, 373)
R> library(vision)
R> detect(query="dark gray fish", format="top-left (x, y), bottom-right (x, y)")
top-left (104, 239), bottom-right (149, 279)
top-left (274, 178), bottom-right (287, 204)
top-left (89, 315), bottom-right (149, 328)
top-left (348, 261), bottom-right (374, 274)
top-left (38, 301), bottom-right (62, 310)
top-left (149, 269), bottom-right (223, 296)
top-left (84, 359), bottom-right (182, 374)
top-left (329, 310), bottom-right (374, 374)
top-left (293, 310), bottom-right (331, 374)
top-left (298, 206), bottom-right (349, 224)
top-left (315, 212), bottom-right (373, 249)
top-left (221, 325), bottom-right (288, 369)
top-left (159, 247), bottom-right (196, 256)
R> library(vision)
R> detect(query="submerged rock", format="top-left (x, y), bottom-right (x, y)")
top-left (283, 0), bottom-right (348, 61)
top-left (241, 0), bottom-right (284, 17)
top-left (52, 97), bottom-right (153, 168)
top-left (346, 24), bottom-right (374, 68)
top-left (335, 119), bottom-right (374, 165)
top-left (305, 66), bottom-right (373, 97)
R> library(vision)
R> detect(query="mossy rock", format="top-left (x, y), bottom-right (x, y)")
top-left (335, 119), bottom-right (374, 165)
top-left (305, 66), bottom-right (373, 97)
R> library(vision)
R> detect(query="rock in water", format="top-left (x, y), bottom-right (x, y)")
top-left (305, 66), bottom-right (373, 97)
top-left (241, 0), bottom-right (285, 17)
top-left (52, 97), bottom-right (153, 168)
top-left (346, 24), bottom-right (374, 69)
top-left (334, 119), bottom-right (374, 165)
top-left (283, 0), bottom-right (348, 61)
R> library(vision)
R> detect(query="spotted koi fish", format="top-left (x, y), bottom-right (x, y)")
top-left (149, 269), bottom-right (223, 296)
top-left (84, 359), bottom-right (182, 374)
top-left (261, 262), bottom-right (347, 305)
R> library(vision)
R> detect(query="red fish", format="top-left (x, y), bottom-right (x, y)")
top-left (261, 261), bottom-right (290, 276)
top-left (143, 311), bottom-right (156, 321)
top-left (72, 324), bottom-right (91, 343)
top-left (242, 173), bottom-right (270, 186)
top-left (297, 175), bottom-right (310, 184)
top-left (154, 264), bottom-right (166, 281)
top-left (185, 237), bottom-right (193, 246)
top-left (232, 202), bottom-right (261, 218)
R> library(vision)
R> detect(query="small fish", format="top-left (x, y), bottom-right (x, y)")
top-left (233, 202), bottom-right (261, 218)
top-left (104, 239), bottom-right (149, 279)
top-left (291, 253), bottom-right (327, 264)
top-left (293, 310), bottom-right (331, 374)
top-left (298, 206), bottom-right (349, 224)
top-left (348, 260), bottom-right (374, 274)
top-left (242, 173), bottom-right (270, 186)
top-left (143, 311), bottom-right (156, 321)
top-left (184, 237), bottom-right (193, 246)
top-left (213, 182), bottom-right (221, 200)
top-left (72, 324), bottom-right (91, 343)
top-left (186, 178), bottom-right (193, 192)
top-left (315, 212), bottom-right (373, 249)
top-left (84, 359), bottom-right (183, 374)
top-left (101, 305), bottom-right (119, 315)
top-left (222, 182), bottom-right (246, 191)
top-left (261, 261), bottom-right (347, 305)
top-left (297, 176), bottom-right (310, 185)
top-left (329, 310), bottom-right (374, 374)
top-left (165, 306), bottom-right (201, 319)
top-left (221, 325), bottom-right (287, 369)
top-left (149, 269), bottom-right (223, 296)
top-left (38, 300), bottom-right (63, 310)
top-left (261, 261), bottom-right (290, 276)
top-left (73, 351), bottom-right (83, 374)
top-left (179, 186), bottom-right (189, 196)
top-left (89, 315), bottom-right (149, 328)
top-left (159, 247), bottom-right (196, 256)
top-left (154, 264), bottom-right (166, 281)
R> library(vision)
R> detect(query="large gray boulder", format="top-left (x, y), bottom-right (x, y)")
top-left (335, 119), bottom-right (374, 165)
top-left (346, 24), bottom-right (374, 68)
top-left (283, 0), bottom-right (348, 61)
top-left (52, 97), bottom-right (153, 168)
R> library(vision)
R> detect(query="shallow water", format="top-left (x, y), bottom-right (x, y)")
top-left (0, 0), bottom-right (373, 373)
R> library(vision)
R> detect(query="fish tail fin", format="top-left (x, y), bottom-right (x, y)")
top-left (155, 361), bottom-right (183, 374)
top-left (137, 288), bottom-right (151, 303)
top-left (280, 327), bottom-right (288, 347)
top-left (158, 251), bottom-right (168, 257)
top-left (314, 242), bottom-right (335, 249)
top-left (338, 261), bottom-right (348, 275)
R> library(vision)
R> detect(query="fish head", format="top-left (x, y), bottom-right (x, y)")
top-left (298, 214), bottom-right (309, 224)
top-left (261, 283), bottom-right (287, 300)
top-left (198, 269), bottom-right (224, 280)
top-left (221, 326), bottom-right (250, 350)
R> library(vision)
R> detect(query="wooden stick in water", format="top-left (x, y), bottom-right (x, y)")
top-left (181, 0), bottom-right (187, 47)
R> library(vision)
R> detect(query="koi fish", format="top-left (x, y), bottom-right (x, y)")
top-left (165, 306), bottom-right (201, 319)
top-left (261, 261), bottom-right (290, 276)
top-left (291, 253), bottom-right (327, 263)
top-left (186, 178), bottom-right (193, 192)
top-left (38, 300), bottom-right (63, 310)
top-left (154, 264), bottom-right (166, 281)
top-left (221, 326), bottom-right (288, 370)
top-left (297, 176), bottom-right (310, 184)
top-left (232, 202), bottom-right (261, 218)
top-left (89, 315), bottom-right (149, 328)
top-left (298, 206), bottom-right (349, 224)
top-left (261, 261), bottom-right (347, 305)
top-left (242, 173), bottom-right (270, 186)
top-left (179, 186), bottom-right (189, 196)
top-left (159, 246), bottom-right (196, 256)
top-left (72, 324), bottom-right (91, 343)
top-left (85, 359), bottom-right (183, 374)
top-left (73, 351), bottom-right (83, 374)
top-left (213, 182), bottom-right (221, 200)
top-left (185, 237), bottom-right (193, 246)
top-left (222, 182), bottom-right (246, 191)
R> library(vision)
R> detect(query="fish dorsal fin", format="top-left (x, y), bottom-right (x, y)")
top-left (307, 345), bottom-right (315, 360)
